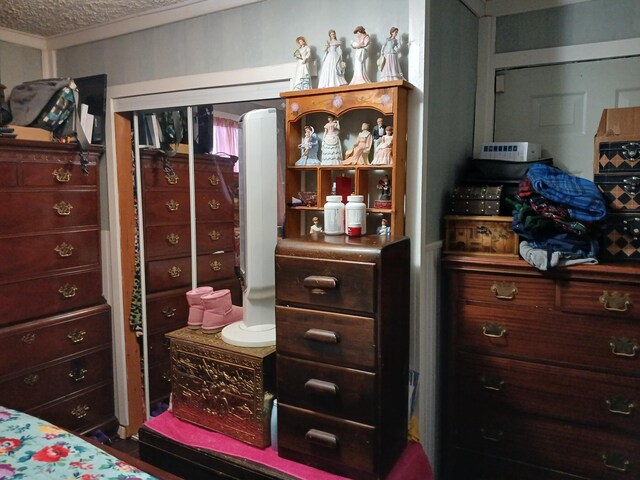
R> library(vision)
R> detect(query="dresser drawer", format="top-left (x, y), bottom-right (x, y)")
top-left (0, 229), bottom-right (100, 283)
top-left (456, 303), bottom-right (640, 375)
top-left (0, 347), bottom-right (112, 411)
top-left (31, 382), bottom-right (115, 434)
top-left (142, 190), bottom-right (191, 225)
top-left (278, 403), bottom-right (376, 478)
top-left (195, 189), bottom-right (234, 221)
top-left (144, 223), bottom-right (192, 259)
top-left (148, 360), bottom-right (173, 404)
top-left (276, 306), bottom-right (375, 370)
top-left (0, 269), bottom-right (105, 325)
top-left (275, 256), bottom-right (376, 314)
top-left (22, 160), bottom-right (97, 187)
top-left (456, 351), bottom-right (640, 435)
top-left (196, 221), bottom-right (235, 253)
top-left (197, 251), bottom-right (236, 283)
top-left (559, 280), bottom-right (640, 320)
top-left (277, 355), bottom-right (375, 425)
top-left (146, 256), bottom-right (192, 293)
top-left (457, 407), bottom-right (640, 479)
top-left (0, 304), bottom-right (111, 373)
top-left (147, 327), bottom-right (174, 367)
top-left (143, 157), bottom-right (190, 188)
top-left (0, 160), bottom-right (18, 186)
top-left (1, 190), bottom-right (98, 235)
top-left (454, 271), bottom-right (555, 310)
top-left (193, 162), bottom-right (234, 191)
top-left (146, 288), bottom-right (189, 331)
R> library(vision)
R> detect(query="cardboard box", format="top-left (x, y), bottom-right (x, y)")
top-left (9, 125), bottom-right (52, 142)
top-left (594, 107), bottom-right (640, 174)
top-left (444, 215), bottom-right (519, 257)
top-left (479, 142), bottom-right (541, 162)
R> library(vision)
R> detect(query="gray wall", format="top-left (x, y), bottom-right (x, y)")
top-left (426, 0), bottom-right (478, 243)
top-left (56, 0), bottom-right (409, 86)
top-left (0, 40), bottom-right (42, 92)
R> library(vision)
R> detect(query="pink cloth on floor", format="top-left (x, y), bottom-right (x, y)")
top-left (144, 412), bottom-right (433, 480)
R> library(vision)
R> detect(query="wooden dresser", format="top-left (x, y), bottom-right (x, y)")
top-left (0, 139), bottom-right (115, 434)
top-left (140, 151), bottom-right (240, 405)
top-left (274, 235), bottom-right (410, 480)
top-left (442, 255), bottom-right (640, 479)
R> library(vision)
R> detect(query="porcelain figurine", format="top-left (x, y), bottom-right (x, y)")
top-left (343, 122), bottom-right (372, 165)
top-left (371, 126), bottom-right (393, 165)
top-left (295, 125), bottom-right (320, 166)
top-left (349, 25), bottom-right (371, 85)
top-left (379, 27), bottom-right (404, 81)
top-left (320, 114), bottom-right (343, 165)
top-left (290, 36), bottom-right (311, 91)
top-left (318, 29), bottom-right (348, 88)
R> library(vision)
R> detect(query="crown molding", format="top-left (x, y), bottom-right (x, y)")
top-left (485, 0), bottom-right (590, 17)
top-left (0, 26), bottom-right (46, 49)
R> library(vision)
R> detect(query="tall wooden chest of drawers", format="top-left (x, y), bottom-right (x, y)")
top-left (275, 235), bottom-right (410, 480)
top-left (0, 139), bottom-right (115, 434)
top-left (140, 151), bottom-right (240, 405)
top-left (443, 255), bottom-right (640, 479)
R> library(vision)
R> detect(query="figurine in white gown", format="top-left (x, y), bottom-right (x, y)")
top-left (371, 127), bottom-right (393, 165)
top-left (290, 36), bottom-right (311, 91)
top-left (379, 27), bottom-right (404, 82)
top-left (318, 30), bottom-right (348, 89)
top-left (320, 115), bottom-right (343, 165)
top-left (349, 26), bottom-right (371, 85)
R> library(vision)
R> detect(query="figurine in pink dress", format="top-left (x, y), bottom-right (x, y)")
top-left (343, 122), bottom-right (372, 165)
top-left (371, 126), bottom-right (393, 165)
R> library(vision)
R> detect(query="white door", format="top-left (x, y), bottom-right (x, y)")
top-left (494, 56), bottom-right (640, 179)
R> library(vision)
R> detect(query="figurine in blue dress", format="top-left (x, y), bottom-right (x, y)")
top-left (295, 125), bottom-right (320, 165)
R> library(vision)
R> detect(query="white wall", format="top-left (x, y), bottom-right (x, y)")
top-left (0, 40), bottom-right (42, 91)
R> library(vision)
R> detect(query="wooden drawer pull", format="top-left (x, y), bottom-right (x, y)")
top-left (304, 328), bottom-right (340, 344)
top-left (606, 396), bottom-right (635, 416)
top-left (602, 452), bottom-right (630, 472)
top-left (303, 275), bottom-right (338, 295)
top-left (609, 337), bottom-right (639, 357)
top-left (600, 291), bottom-right (632, 312)
top-left (490, 281), bottom-right (518, 300)
top-left (482, 323), bottom-right (507, 338)
top-left (480, 375), bottom-right (504, 391)
top-left (305, 429), bottom-right (338, 449)
top-left (305, 379), bottom-right (339, 396)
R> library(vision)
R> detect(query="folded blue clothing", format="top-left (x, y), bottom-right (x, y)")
top-left (526, 164), bottom-right (607, 222)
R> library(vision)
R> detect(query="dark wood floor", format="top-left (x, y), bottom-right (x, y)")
top-left (110, 435), bottom-right (141, 459)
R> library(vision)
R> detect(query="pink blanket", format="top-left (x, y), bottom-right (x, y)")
top-left (144, 412), bottom-right (433, 480)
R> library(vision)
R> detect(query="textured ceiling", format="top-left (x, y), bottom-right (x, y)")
top-left (0, 0), bottom-right (195, 37)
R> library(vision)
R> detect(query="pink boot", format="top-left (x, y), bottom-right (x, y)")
top-left (201, 289), bottom-right (243, 334)
top-left (186, 286), bottom-right (214, 329)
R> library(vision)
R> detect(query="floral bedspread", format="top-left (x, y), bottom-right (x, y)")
top-left (0, 406), bottom-right (159, 479)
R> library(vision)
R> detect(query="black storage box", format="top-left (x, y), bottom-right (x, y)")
top-left (600, 213), bottom-right (640, 262)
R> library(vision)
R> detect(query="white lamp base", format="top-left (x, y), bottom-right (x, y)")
top-left (221, 321), bottom-right (276, 347)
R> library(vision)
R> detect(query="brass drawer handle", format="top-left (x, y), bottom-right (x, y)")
top-left (602, 452), bottom-right (630, 472)
top-left (606, 396), bottom-right (635, 416)
top-left (162, 306), bottom-right (177, 318)
top-left (54, 242), bottom-right (74, 257)
top-left (23, 374), bottom-right (40, 386)
top-left (209, 199), bottom-right (220, 210)
top-left (21, 333), bottom-right (36, 344)
top-left (59, 283), bottom-right (78, 298)
top-left (52, 168), bottom-right (72, 183)
top-left (165, 173), bottom-right (179, 185)
top-left (304, 379), bottom-right (339, 396)
top-left (480, 374), bottom-right (505, 391)
top-left (67, 329), bottom-right (86, 344)
top-left (304, 328), bottom-right (340, 344)
top-left (69, 367), bottom-right (88, 382)
top-left (210, 260), bottom-right (222, 271)
top-left (490, 281), bottom-right (518, 300)
top-left (600, 291), bottom-right (632, 312)
top-left (71, 404), bottom-right (89, 419)
top-left (165, 199), bottom-right (180, 211)
top-left (609, 337), bottom-right (639, 357)
top-left (168, 266), bottom-right (182, 278)
top-left (305, 429), bottom-right (338, 449)
top-left (208, 230), bottom-right (221, 241)
top-left (166, 233), bottom-right (180, 245)
top-left (53, 201), bottom-right (73, 216)
top-left (482, 323), bottom-right (507, 338)
top-left (303, 275), bottom-right (338, 295)
top-left (209, 174), bottom-right (220, 186)
top-left (480, 427), bottom-right (503, 442)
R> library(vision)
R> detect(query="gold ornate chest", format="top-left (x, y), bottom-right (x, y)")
top-left (166, 327), bottom-right (276, 448)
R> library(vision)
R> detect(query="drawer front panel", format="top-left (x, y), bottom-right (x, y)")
top-left (32, 382), bottom-right (115, 434)
top-left (1, 190), bottom-right (98, 234)
top-left (193, 164), bottom-right (234, 191)
top-left (147, 328), bottom-right (174, 366)
top-left (146, 288), bottom-right (189, 331)
top-left (275, 256), bottom-right (376, 314)
top-left (0, 305), bottom-right (111, 373)
top-left (197, 251), bottom-right (236, 283)
top-left (0, 347), bottom-right (112, 411)
top-left (146, 256), bottom-right (192, 293)
top-left (455, 271), bottom-right (555, 310)
top-left (559, 280), bottom-right (640, 320)
top-left (456, 351), bottom-right (640, 434)
top-left (142, 158), bottom-right (190, 188)
top-left (456, 304), bottom-right (640, 375)
top-left (196, 221), bottom-right (235, 253)
top-left (195, 190), bottom-right (234, 221)
top-left (0, 229), bottom-right (100, 282)
top-left (278, 404), bottom-right (376, 476)
top-left (142, 191), bottom-right (191, 225)
top-left (22, 161), bottom-right (98, 187)
top-left (144, 224), bottom-right (192, 259)
top-left (0, 161), bottom-right (18, 187)
top-left (276, 306), bottom-right (375, 370)
top-left (277, 355), bottom-right (376, 424)
top-left (0, 269), bottom-right (104, 325)
top-left (148, 360), bottom-right (173, 404)
top-left (457, 407), bottom-right (640, 479)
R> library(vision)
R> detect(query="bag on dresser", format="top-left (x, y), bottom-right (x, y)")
top-left (0, 83), bottom-right (11, 126)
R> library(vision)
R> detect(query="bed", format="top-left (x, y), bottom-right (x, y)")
top-left (0, 405), bottom-right (179, 480)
